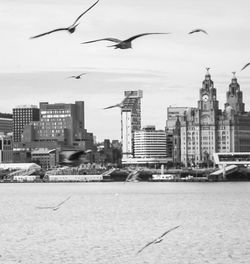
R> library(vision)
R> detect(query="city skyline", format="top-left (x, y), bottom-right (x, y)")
top-left (1, 0), bottom-right (250, 141)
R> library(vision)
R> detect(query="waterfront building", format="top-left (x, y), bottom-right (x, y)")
top-left (172, 117), bottom-right (182, 165)
top-left (13, 148), bottom-right (31, 163)
top-left (13, 105), bottom-right (40, 143)
top-left (121, 90), bottom-right (143, 162)
top-left (165, 107), bottom-right (188, 159)
top-left (0, 113), bottom-right (13, 134)
top-left (17, 101), bottom-right (95, 165)
top-left (30, 101), bottom-right (91, 149)
top-left (134, 126), bottom-right (167, 159)
top-left (31, 148), bottom-right (57, 169)
top-left (121, 125), bottom-right (169, 166)
top-left (122, 125), bottom-right (171, 166)
top-left (172, 69), bottom-right (250, 167)
top-left (0, 133), bottom-right (13, 163)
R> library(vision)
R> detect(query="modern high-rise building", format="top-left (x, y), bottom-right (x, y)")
top-left (29, 101), bottom-right (85, 147)
top-left (122, 125), bottom-right (170, 166)
top-left (13, 105), bottom-right (40, 143)
top-left (121, 90), bottom-right (143, 161)
top-left (134, 126), bottom-right (167, 159)
top-left (0, 113), bottom-right (13, 134)
top-left (172, 69), bottom-right (250, 167)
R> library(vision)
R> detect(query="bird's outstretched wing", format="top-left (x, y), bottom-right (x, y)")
top-left (36, 196), bottom-right (71, 210)
top-left (104, 93), bottom-right (132, 110)
top-left (136, 241), bottom-right (155, 255)
top-left (241, 62), bottom-right (250, 71)
top-left (55, 196), bottom-right (71, 208)
top-left (121, 94), bottom-right (131, 103)
top-left (71, 0), bottom-right (100, 27)
top-left (158, 225), bottom-right (181, 239)
top-left (103, 104), bottom-right (120, 110)
top-left (136, 225), bottom-right (181, 255)
top-left (81, 38), bottom-right (122, 44)
top-left (36, 206), bottom-right (55, 209)
top-left (125, 32), bottom-right (171, 42)
top-left (188, 29), bottom-right (208, 34)
top-left (30, 28), bottom-right (69, 39)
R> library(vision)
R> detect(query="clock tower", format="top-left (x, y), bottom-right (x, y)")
top-left (196, 68), bottom-right (219, 165)
top-left (179, 68), bottom-right (250, 167)
top-left (225, 72), bottom-right (245, 114)
top-left (198, 68), bottom-right (219, 119)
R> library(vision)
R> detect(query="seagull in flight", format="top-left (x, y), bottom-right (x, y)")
top-left (103, 94), bottom-right (132, 110)
top-left (30, 0), bottom-right (99, 39)
top-left (68, 73), bottom-right (87, 79)
top-left (241, 62), bottom-right (250, 71)
top-left (81, 32), bottom-right (171, 49)
top-left (136, 225), bottom-right (180, 255)
top-left (188, 28), bottom-right (208, 35)
top-left (36, 196), bottom-right (71, 211)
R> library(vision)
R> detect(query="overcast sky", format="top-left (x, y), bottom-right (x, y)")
top-left (1, 0), bottom-right (250, 141)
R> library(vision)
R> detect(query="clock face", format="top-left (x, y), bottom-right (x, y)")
top-left (202, 94), bottom-right (209, 102)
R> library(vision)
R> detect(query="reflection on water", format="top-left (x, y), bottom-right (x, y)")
top-left (0, 182), bottom-right (250, 264)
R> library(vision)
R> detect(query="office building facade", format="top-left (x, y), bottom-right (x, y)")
top-left (13, 105), bottom-right (40, 143)
top-left (31, 148), bottom-right (57, 169)
top-left (134, 126), bottom-right (167, 158)
top-left (32, 101), bottom-right (83, 145)
top-left (0, 113), bottom-right (13, 134)
top-left (0, 134), bottom-right (13, 163)
top-left (165, 107), bottom-right (188, 158)
top-left (121, 90), bottom-right (143, 161)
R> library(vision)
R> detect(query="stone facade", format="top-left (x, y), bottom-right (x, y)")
top-left (172, 69), bottom-right (250, 166)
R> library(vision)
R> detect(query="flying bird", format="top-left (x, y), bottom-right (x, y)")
top-left (188, 28), bottom-right (208, 35)
top-left (103, 94), bottom-right (132, 110)
top-left (81, 32), bottom-right (171, 49)
top-left (30, 0), bottom-right (99, 39)
top-left (36, 196), bottom-right (71, 211)
top-left (241, 62), bottom-right (250, 71)
top-left (136, 225), bottom-right (180, 255)
top-left (68, 73), bottom-right (87, 79)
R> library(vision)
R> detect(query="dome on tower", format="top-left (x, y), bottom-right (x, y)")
top-left (205, 67), bottom-right (211, 77)
top-left (231, 71), bottom-right (237, 82)
top-left (202, 67), bottom-right (214, 89)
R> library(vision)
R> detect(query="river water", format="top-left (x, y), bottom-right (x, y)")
top-left (0, 182), bottom-right (249, 264)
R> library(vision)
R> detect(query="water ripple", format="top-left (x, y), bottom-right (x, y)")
top-left (0, 182), bottom-right (249, 263)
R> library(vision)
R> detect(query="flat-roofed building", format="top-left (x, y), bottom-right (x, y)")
top-left (0, 134), bottom-right (13, 163)
top-left (134, 126), bottom-right (167, 159)
top-left (0, 113), bottom-right (13, 134)
top-left (122, 126), bottom-right (169, 166)
top-left (31, 148), bottom-right (57, 169)
top-left (13, 105), bottom-right (40, 143)
top-left (30, 101), bottom-right (91, 149)
top-left (165, 107), bottom-right (188, 161)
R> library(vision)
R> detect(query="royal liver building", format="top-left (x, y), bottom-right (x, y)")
top-left (173, 69), bottom-right (250, 166)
